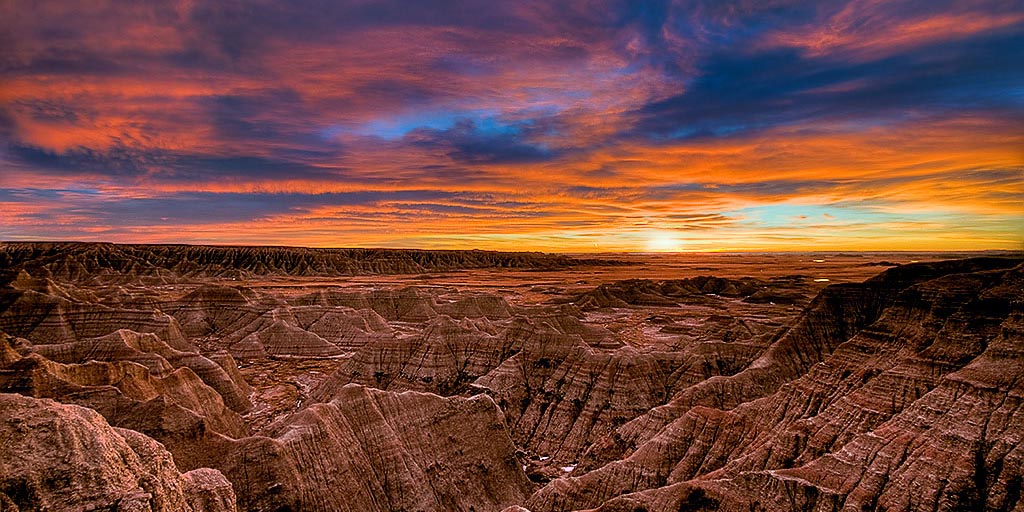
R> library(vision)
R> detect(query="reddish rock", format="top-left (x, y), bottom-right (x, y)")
top-left (217, 384), bottom-right (534, 512)
top-left (0, 393), bottom-right (236, 511)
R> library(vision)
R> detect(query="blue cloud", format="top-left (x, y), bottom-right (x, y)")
top-left (407, 116), bottom-right (563, 164)
top-left (628, 11), bottom-right (1024, 141)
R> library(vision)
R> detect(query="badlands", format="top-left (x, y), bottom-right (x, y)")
top-left (0, 242), bottom-right (1021, 511)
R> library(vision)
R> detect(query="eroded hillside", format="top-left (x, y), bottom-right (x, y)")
top-left (0, 243), bottom-right (1020, 511)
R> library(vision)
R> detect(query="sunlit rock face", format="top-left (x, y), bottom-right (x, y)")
top-left (1, 243), bottom-right (1021, 511)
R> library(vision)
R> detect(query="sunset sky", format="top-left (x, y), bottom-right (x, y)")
top-left (1, 1), bottom-right (1022, 252)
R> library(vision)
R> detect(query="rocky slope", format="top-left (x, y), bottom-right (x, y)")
top-left (1, 337), bottom-right (535, 511)
top-left (309, 277), bottom-right (811, 473)
top-left (0, 281), bottom-right (254, 410)
top-left (0, 392), bottom-right (237, 511)
top-left (0, 332), bottom-right (248, 471)
top-left (524, 257), bottom-right (1024, 511)
top-left (218, 384), bottom-right (533, 512)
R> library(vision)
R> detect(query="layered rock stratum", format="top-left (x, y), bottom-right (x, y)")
top-left (0, 242), bottom-right (1020, 511)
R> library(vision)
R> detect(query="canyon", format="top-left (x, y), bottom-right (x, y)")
top-left (0, 242), bottom-right (1021, 511)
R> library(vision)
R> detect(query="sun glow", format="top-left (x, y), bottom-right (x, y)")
top-left (645, 232), bottom-right (684, 252)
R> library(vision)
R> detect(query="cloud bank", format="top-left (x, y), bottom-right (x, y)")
top-left (2, 0), bottom-right (1021, 251)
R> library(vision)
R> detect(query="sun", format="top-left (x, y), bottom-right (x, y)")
top-left (645, 232), bottom-right (683, 252)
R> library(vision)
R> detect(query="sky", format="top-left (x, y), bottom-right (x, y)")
top-left (1, 0), bottom-right (1022, 252)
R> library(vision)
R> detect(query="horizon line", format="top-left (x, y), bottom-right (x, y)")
top-left (3, 240), bottom-right (1021, 257)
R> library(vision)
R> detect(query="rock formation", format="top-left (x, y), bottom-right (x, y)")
top-left (1, 336), bottom-right (537, 512)
top-left (0, 333), bottom-right (247, 471)
top-left (217, 384), bottom-right (533, 512)
top-left (0, 393), bottom-right (237, 511)
top-left (525, 257), bottom-right (1024, 511)
top-left (0, 242), bottom-right (620, 282)
top-left (572, 275), bottom-right (809, 309)
top-left (1, 245), bottom-right (1020, 512)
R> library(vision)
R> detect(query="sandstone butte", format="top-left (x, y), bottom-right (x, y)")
top-left (0, 242), bottom-right (1021, 512)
